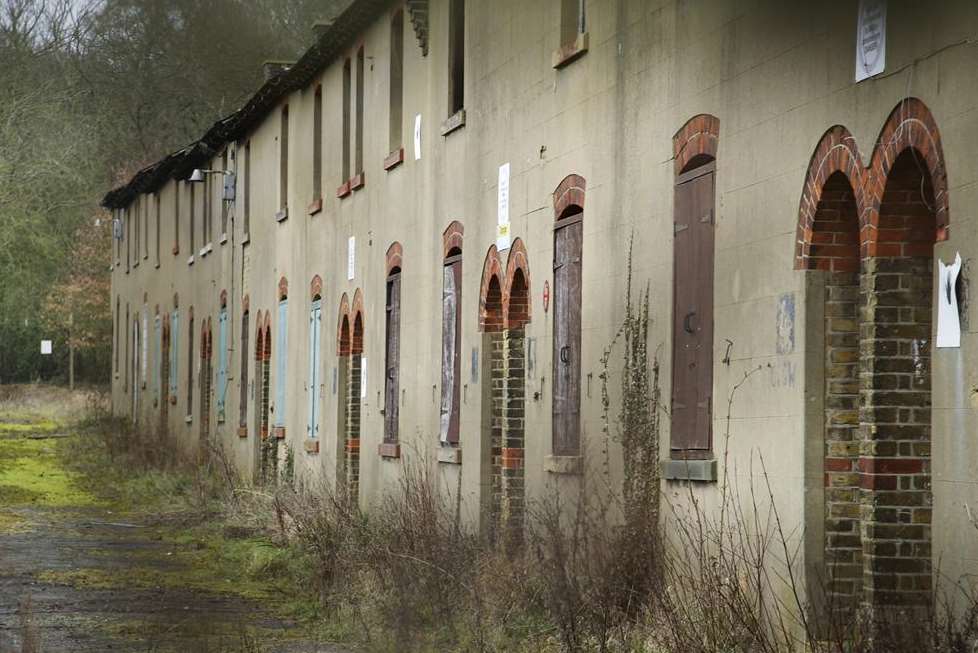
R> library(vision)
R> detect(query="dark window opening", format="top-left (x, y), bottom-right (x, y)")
top-left (448, 0), bottom-right (465, 114)
top-left (389, 9), bottom-right (404, 153)
top-left (560, 0), bottom-right (585, 47)
top-left (355, 47), bottom-right (364, 176)
top-left (441, 251), bottom-right (462, 445)
top-left (342, 58), bottom-right (352, 182)
top-left (243, 141), bottom-right (251, 236)
top-left (280, 105), bottom-right (289, 211)
top-left (384, 270), bottom-right (402, 443)
top-left (313, 86), bottom-right (323, 200)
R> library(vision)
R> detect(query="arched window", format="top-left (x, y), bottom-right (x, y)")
top-left (441, 222), bottom-right (463, 445)
top-left (274, 278), bottom-right (289, 437)
top-left (383, 244), bottom-right (402, 452)
top-left (239, 297), bottom-right (250, 436)
top-left (307, 276), bottom-right (323, 441)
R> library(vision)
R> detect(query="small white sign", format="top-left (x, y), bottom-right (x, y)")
top-left (347, 236), bottom-right (356, 281)
top-left (40, 340), bottom-right (52, 355)
top-left (414, 114), bottom-right (422, 161)
top-left (856, 0), bottom-right (886, 82)
top-left (360, 356), bottom-right (367, 399)
top-left (937, 253), bottom-right (962, 348)
top-left (497, 163), bottom-right (511, 251)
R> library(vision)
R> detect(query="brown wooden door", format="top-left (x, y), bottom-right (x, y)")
top-left (440, 257), bottom-right (462, 444)
top-left (553, 215), bottom-right (583, 456)
top-left (384, 273), bottom-right (401, 442)
top-left (671, 163), bottom-right (715, 455)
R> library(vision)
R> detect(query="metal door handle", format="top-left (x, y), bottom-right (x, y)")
top-left (560, 345), bottom-right (570, 364)
top-left (683, 312), bottom-right (697, 334)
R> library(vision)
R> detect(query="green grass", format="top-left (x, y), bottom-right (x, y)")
top-left (0, 434), bottom-right (101, 508)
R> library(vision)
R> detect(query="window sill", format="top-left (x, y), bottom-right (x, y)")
top-left (241, 233), bottom-right (250, 246)
top-left (662, 458), bottom-right (717, 482)
top-left (383, 148), bottom-right (404, 171)
top-left (185, 415), bottom-right (193, 424)
top-left (378, 442), bottom-right (401, 459)
top-left (440, 109), bottom-right (466, 136)
top-left (544, 454), bottom-right (582, 475)
top-left (437, 446), bottom-right (462, 465)
top-left (275, 208), bottom-right (288, 223)
top-left (350, 172), bottom-right (365, 191)
top-left (219, 234), bottom-right (228, 245)
top-left (336, 180), bottom-right (351, 199)
top-left (304, 439), bottom-right (320, 454)
top-left (552, 32), bottom-right (589, 68)
top-left (199, 243), bottom-right (212, 258)
top-left (187, 255), bottom-right (195, 266)
top-left (237, 426), bottom-right (248, 438)
top-left (155, 262), bottom-right (160, 269)
top-left (272, 426), bottom-right (286, 439)
top-left (308, 198), bottom-right (323, 215)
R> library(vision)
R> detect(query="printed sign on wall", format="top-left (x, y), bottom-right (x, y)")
top-left (497, 163), bottom-right (511, 251)
top-left (856, 0), bottom-right (886, 81)
top-left (347, 236), bottom-right (356, 281)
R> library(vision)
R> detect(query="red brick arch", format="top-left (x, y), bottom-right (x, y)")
top-left (479, 245), bottom-right (504, 332)
top-left (553, 174), bottom-right (586, 220)
top-left (337, 293), bottom-right (351, 355)
top-left (242, 294), bottom-right (250, 313)
top-left (351, 288), bottom-right (364, 354)
top-left (278, 276), bottom-right (288, 300)
top-left (794, 125), bottom-right (867, 270)
top-left (503, 238), bottom-right (530, 329)
top-left (311, 274), bottom-right (323, 299)
top-left (673, 114), bottom-right (719, 175)
top-left (864, 97), bottom-right (949, 252)
top-left (386, 242), bottom-right (403, 274)
top-left (443, 221), bottom-right (464, 258)
top-left (220, 289), bottom-right (227, 308)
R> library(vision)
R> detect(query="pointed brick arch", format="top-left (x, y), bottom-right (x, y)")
top-left (386, 242), bottom-right (403, 274)
top-left (864, 97), bottom-right (949, 252)
top-left (673, 113), bottom-right (719, 175)
top-left (479, 245), bottom-right (504, 332)
top-left (553, 174), bottom-right (586, 220)
top-left (337, 293), bottom-right (351, 355)
top-left (351, 288), bottom-right (365, 354)
top-left (794, 125), bottom-right (867, 270)
top-left (278, 276), bottom-right (289, 300)
top-left (503, 238), bottom-right (530, 329)
top-left (443, 220), bottom-right (464, 258)
top-left (311, 274), bottom-right (323, 299)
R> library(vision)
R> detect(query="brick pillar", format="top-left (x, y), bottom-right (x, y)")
top-left (487, 331), bottom-right (505, 544)
top-left (346, 354), bottom-right (362, 503)
top-left (823, 270), bottom-right (863, 605)
top-left (501, 328), bottom-right (525, 549)
top-left (859, 255), bottom-right (932, 612)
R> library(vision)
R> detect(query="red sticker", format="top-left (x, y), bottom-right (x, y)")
top-left (543, 280), bottom-right (550, 313)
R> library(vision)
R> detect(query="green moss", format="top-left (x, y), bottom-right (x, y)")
top-left (0, 436), bottom-right (101, 508)
top-left (0, 509), bottom-right (28, 533)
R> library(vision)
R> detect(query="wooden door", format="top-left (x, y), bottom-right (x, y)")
top-left (275, 300), bottom-right (288, 428)
top-left (308, 300), bottom-right (322, 438)
top-left (440, 257), bottom-right (461, 444)
top-left (384, 273), bottom-right (401, 442)
top-left (671, 162), bottom-right (715, 455)
top-left (553, 216), bottom-right (583, 456)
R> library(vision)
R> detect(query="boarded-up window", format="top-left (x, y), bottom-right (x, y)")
top-left (170, 310), bottom-right (180, 400)
top-left (143, 195), bottom-right (149, 259)
top-left (308, 298), bottom-right (322, 438)
top-left (216, 307), bottom-right (228, 422)
top-left (384, 272), bottom-right (401, 443)
top-left (203, 171), bottom-right (210, 244)
top-left (115, 296), bottom-right (120, 373)
top-left (124, 304), bottom-right (130, 391)
top-left (448, 0), bottom-right (465, 114)
top-left (275, 298), bottom-right (288, 428)
top-left (355, 47), bottom-right (364, 176)
top-left (560, 0), bottom-right (585, 46)
top-left (187, 314), bottom-right (195, 416)
top-left (189, 183), bottom-right (196, 254)
top-left (313, 87), bottom-right (323, 200)
top-left (440, 255), bottom-right (461, 444)
top-left (154, 314), bottom-right (161, 405)
top-left (141, 307), bottom-right (148, 386)
top-left (389, 10), bottom-right (403, 152)
top-left (342, 59), bottom-right (351, 182)
top-left (174, 183), bottom-right (180, 254)
top-left (239, 310), bottom-right (250, 430)
top-left (220, 150), bottom-right (229, 237)
top-left (125, 209), bottom-right (130, 272)
top-left (243, 141), bottom-right (251, 237)
top-left (553, 212), bottom-right (583, 456)
top-left (155, 193), bottom-right (161, 265)
top-left (671, 161), bottom-right (715, 456)
top-left (280, 106), bottom-right (289, 211)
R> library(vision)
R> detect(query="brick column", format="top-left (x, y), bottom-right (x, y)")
top-left (501, 328), bottom-right (526, 549)
top-left (346, 354), bottom-right (362, 503)
top-left (823, 270), bottom-right (863, 605)
top-left (859, 255), bottom-right (932, 611)
top-left (487, 331), bottom-right (505, 544)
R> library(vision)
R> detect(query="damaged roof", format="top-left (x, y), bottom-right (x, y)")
top-left (101, 0), bottom-right (392, 209)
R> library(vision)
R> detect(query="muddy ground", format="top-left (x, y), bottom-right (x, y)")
top-left (0, 386), bottom-right (349, 653)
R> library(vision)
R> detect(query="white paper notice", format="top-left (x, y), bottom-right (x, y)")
top-left (937, 252), bottom-right (962, 348)
top-left (40, 340), bottom-right (52, 355)
top-left (347, 236), bottom-right (355, 281)
top-left (360, 356), bottom-right (367, 398)
top-left (855, 0), bottom-right (886, 81)
top-left (413, 114), bottom-right (422, 160)
top-left (496, 163), bottom-right (511, 251)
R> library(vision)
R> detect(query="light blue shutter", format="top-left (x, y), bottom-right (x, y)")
top-left (170, 311), bottom-right (179, 397)
top-left (275, 299), bottom-right (288, 428)
top-left (308, 300), bottom-right (322, 437)
top-left (216, 309), bottom-right (228, 421)
top-left (154, 316), bottom-right (161, 405)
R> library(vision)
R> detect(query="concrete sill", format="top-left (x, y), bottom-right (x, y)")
top-left (154, 262), bottom-right (160, 269)
top-left (237, 426), bottom-right (248, 438)
top-left (304, 439), bottom-right (320, 454)
top-left (241, 233), bottom-right (250, 246)
top-left (662, 458), bottom-right (717, 482)
top-left (219, 234), bottom-right (228, 245)
top-left (544, 455), bottom-right (583, 475)
top-left (383, 148), bottom-right (404, 171)
top-left (187, 255), bottom-right (195, 266)
top-left (272, 426), bottom-right (286, 439)
top-left (378, 442), bottom-right (401, 459)
top-left (336, 180), bottom-right (351, 198)
top-left (185, 415), bottom-right (193, 424)
top-left (552, 32), bottom-right (589, 68)
top-left (275, 208), bottom-right (288, 222)
top-left (307, 198), bottom-right (323, 215)
top-left (350, 172), bottom-right (365, 191)
top-left (440, 109), bottom-right (466, 136)
top-left (437, 447), bottom-right (462, 465)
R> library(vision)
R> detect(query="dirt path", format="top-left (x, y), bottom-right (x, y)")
top-left (0, 389), bottom-right (349, 653)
